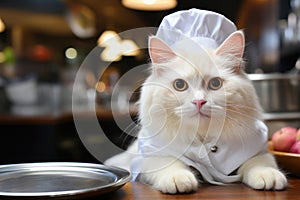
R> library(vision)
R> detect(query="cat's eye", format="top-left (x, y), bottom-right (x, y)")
top-left (173, 79), bottom-right (188, 91)
top-left (208, 77), bottom-right (223, 90)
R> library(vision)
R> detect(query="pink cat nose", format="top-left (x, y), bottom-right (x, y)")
top-left (192, 99), bottom-right (207, 110)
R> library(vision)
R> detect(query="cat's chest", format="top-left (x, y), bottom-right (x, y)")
top-left (139, 120), bottom-right (268, 175)
top-left (184, 132), bottom-right (267, 175)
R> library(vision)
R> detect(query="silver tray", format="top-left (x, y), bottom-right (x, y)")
top-left (0, 162), bottom-right (131, 199)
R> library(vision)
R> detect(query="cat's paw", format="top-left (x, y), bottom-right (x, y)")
top-left (153, 169), bottom-right (198, 194)
top-left (243, 167), bottom-right (287, 190)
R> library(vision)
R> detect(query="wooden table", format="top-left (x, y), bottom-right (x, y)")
top-left (100, 178), bottom-right (300, 200)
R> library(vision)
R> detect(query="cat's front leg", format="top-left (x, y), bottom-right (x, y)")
top-left (238, 153), bottom-right (287, 190)
top-left (138, 156), bottom-right (198, 194)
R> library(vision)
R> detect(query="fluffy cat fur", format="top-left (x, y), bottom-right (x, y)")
top-left (105, 31), bottom-right (287, 193)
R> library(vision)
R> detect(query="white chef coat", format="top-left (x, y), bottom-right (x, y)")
top-left (130, 120), bottom-right (268, 184)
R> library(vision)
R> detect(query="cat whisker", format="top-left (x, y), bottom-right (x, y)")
top-left (212, 115), bottom-right (245, 140)
top-left (225, 107), bottom-right (260, 121)
top-left (221, 117), bottom-right (247, 149)
top-left (225, 103), bottom-right (261, 111)
top-left (224, 112), bottom-right (259, 134)
top-left (229, 117), bottom-right (255, 149)
top-left (227, 115), bottom-right (261, 133)
top-left (209, 106), bottom-right (258, 133)
top-left (148, 105), bottom-right (178, 114)
top-left (174, 107), bottom-right (194, 115)
top-left (223, 113), bottom-right (247, 129)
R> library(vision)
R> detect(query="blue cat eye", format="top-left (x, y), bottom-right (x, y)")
top-left (208, 77), bottom-right (223, 90)
top-left (173, 79), bottom-right (188, 91)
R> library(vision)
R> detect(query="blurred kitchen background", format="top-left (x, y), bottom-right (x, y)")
top-left (0, 0), bottom-right (299, 164)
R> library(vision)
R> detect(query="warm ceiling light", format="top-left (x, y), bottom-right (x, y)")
top-left (122, 0), bottom-right (177, 11)
top-left (97, 30), bottom-right (118, 45)
top-left (0, 18), bottom-right (5, 33)
top-left (97, 30), bottom-right (139, 62)
top-left (121, 40), bottom-right (139, 56)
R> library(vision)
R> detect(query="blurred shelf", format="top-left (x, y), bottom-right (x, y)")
top-left (263, 112), bottom-right (300, 121)
top-left (0, 105), bottom-right (138, 124)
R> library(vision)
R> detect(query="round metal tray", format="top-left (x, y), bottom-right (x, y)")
top-left (0, 162), bottom-right (131, 199)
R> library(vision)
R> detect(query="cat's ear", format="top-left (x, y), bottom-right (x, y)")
top-left (215, 31), bottom-right (245, 72)
top-left (148, 36), bottom-right (176, 64)
top-left (215, 31), bottom-right (245, 74)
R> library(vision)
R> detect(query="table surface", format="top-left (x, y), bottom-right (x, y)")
top-left (100, 178), bottom-right (300, 200)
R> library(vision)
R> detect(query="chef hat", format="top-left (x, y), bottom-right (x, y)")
top-left (156, 8), bottom-right (237, 49)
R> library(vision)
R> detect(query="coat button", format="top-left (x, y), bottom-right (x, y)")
top-left (210, 146), bottom-right (218, 153)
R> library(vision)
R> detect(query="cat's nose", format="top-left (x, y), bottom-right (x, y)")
top-left (192, 99), bottom-right (207, 110)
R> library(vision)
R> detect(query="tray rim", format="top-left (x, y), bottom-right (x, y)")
top-left (0, 162), bottom-right (131, 198)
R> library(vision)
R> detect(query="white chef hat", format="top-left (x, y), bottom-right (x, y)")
top-left (156, 8), bottom-right (237, 49)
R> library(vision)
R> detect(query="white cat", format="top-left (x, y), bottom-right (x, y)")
top-left (105, 31), bottom-right (287, 193)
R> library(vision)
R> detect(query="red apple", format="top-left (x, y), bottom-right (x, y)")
top-left (290, 140), bottom-right (300, 154)
top-left (272, 127), bottom-right (298, 152)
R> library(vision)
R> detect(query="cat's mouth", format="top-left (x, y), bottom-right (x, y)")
top-left (191, 110), bottom-right (210, 118)
top-left (199, 111), bottom-right (210, 118)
